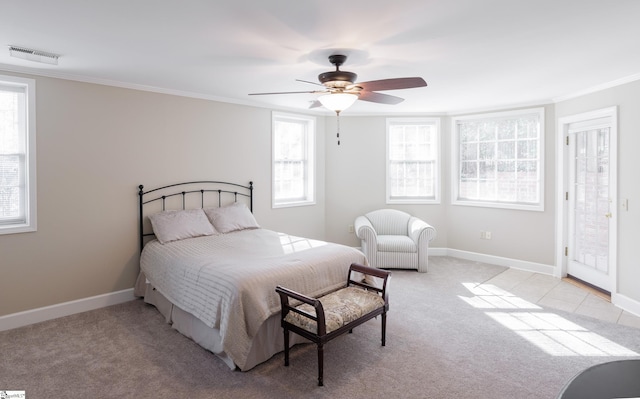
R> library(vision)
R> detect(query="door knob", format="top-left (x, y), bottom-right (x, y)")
top-left (605, 212), bottom-right (612, 218)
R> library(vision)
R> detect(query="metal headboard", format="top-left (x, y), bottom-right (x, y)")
top-left (138, 180), bottom-right (253, 253)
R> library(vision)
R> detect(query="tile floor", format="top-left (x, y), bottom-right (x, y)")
top-left (483, 268), bottom-right (640, 329)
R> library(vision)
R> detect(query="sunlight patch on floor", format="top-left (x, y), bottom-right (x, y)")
top-left (460, 282), bottom-right (638, 357)
top-left (459, 283), bottom-right (541, 309)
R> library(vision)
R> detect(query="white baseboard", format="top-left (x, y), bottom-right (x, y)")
top-left (431, 247), bottom-right (556, 275)
top-left (428, 247), bottom-right (448, 256)
top-left (0, 288), bottom-right (135, 332)
top-left (612, 292), bottom-right (640, 318)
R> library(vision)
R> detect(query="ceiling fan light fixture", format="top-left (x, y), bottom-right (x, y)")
top-left (318, 93), bottom-right (358, 113)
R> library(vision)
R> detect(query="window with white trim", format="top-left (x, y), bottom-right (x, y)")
top-left (1, 75), bottom-right (36, 234)
top-left (452, 107), bottom-right (544, 211)
top-left (386, 118), bottom-right (440, 204)
top-left (272, 112), bottom-right (315, 208)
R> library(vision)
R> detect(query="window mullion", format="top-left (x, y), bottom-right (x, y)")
top-left (452, 108), bottom-right (544, 211)
top-left (0, 75), bottom-right (36, 233)
top-left (272, 112), bottom-right (315, 208)
top-left (387, 119), bottom-right (440, 203)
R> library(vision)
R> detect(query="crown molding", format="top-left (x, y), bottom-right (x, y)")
top-left (553, 72), bottom-right (640, 103)
top-left (3, 62), bottom-right (640, 116)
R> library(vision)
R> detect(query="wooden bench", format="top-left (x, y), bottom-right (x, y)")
top-left (275, 263), bottom-right (391, 386)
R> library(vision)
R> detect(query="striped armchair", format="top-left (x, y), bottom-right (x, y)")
top-left (355, 209), bottom-right (436, 273)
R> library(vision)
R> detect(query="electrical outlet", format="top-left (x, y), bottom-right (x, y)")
top-left (348, 225), bottom-right (354, 233)
top-left (480, 231), bottom-right (492, 239)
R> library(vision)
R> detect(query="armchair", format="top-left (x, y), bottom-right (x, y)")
top-left (355, 209), bottom-right (436, 273)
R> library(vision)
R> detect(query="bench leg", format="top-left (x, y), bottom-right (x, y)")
top-left (317, 343), bottom-right (324, 386)
top-left (284, 328), bottom-right (290, 366)
top-left (381, 312), bottom-right (387, 347)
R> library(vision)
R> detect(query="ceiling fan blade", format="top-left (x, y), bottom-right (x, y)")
top-left (296, 79), bottom-right (325, 87)
top-left (308, 100), bottom-right (323, 109)
top-left (358, 91), bottom-right (404, 105)
top-left (249, 90), bottom-right (322, 96)
top-left (354, 77), bottom-right (427, 92)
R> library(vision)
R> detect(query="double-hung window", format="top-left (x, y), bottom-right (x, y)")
top-left (272, 112), bottom-right (315, 208)
top-left (452, 107), bottom-right (544, 211)
top-left (0, 75), bottom-right (36, 234)
top-left (386, 118), bottom-right (440, 204)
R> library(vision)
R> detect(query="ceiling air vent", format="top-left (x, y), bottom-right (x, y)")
top-left (9, 45), bottom-right (60, 65)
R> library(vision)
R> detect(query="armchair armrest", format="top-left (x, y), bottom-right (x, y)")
top-left (355, 216), bottom-right (377, 262)
top-left (408, 217), bottom-right (437, 244)
top-left (354, 216), bottom-right (376, 240)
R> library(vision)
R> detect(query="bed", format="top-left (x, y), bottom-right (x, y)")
top-left (134, 180), bottom-right (368, 371)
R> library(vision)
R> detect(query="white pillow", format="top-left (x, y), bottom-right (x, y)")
top-left (204, 202), bottom-right (259, 233)
top-left (149, 209), bottom-right (217, 244)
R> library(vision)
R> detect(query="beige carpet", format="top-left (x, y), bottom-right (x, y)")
top-left (2, 257), bottom-right (639, 399)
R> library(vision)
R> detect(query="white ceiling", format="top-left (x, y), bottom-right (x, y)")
top-left (2, 0), bottom-right (640, 115)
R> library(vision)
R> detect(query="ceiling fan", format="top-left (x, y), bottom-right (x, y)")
top-left (249, 54), bottom-right (427, 114)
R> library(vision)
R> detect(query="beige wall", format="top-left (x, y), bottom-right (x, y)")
top-left (324, 106), bottom-right (556, 267)
top-left (323, 115), bottom-right (449, 248)
top-left (2, 69), bottom-right (638, 318)
top-left (443, 105), bottom-right (556, 265)
top-left (324, 89), bottom-right (639, 306)
top-left (0, 72), bottom-right (326, 316)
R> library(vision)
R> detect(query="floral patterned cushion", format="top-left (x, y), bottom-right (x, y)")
top-left (285, 287), bottom-right (385, 334)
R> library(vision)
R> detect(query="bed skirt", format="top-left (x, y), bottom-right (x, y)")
top-left (137, 275), bottom-right (310, 371)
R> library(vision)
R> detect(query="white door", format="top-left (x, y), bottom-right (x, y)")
top-left (566, 114), bottom-right (616, 292)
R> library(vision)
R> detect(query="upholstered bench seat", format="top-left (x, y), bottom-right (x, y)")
top-left (285, 286), bottom-right (386, 334)
top-left (276, 263), bottom-right (391, 386)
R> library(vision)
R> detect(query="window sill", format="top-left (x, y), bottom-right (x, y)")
top-left (386, 198), bottom-right (440, 205)
top-left (452, 199), bottom-right (544, 212)
top-left (272, 200), bottom-right (316, 209)
top-left (0, 223), bottom-right (37, 235)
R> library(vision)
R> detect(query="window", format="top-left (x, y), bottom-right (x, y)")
top-left (386, 118), bottom-right (440, 204)
top-left (272, 112), bottom-right (315, 208)
top-left (0, 75), bottom-right (36, 234)
top-left (452, 108), bottom-right (544, 211)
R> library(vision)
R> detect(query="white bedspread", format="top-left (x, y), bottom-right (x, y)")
top-left (140, 228), bottom-right (367, 370)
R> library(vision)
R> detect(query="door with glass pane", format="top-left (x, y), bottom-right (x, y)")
top-left (567, 124), bottom-right (614, 292)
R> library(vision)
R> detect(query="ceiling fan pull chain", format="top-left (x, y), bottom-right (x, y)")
top-left (336, 111), bottom-right (341, 145)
